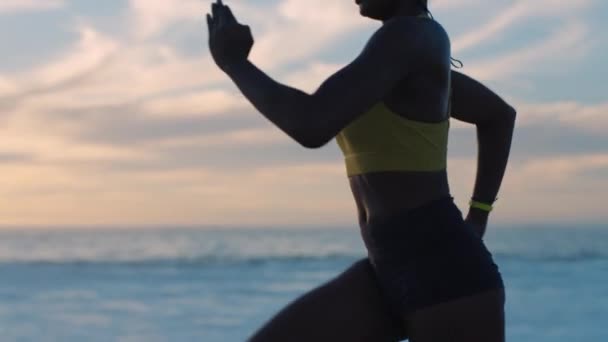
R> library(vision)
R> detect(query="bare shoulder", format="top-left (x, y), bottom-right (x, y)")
top-left (372, 16), bottom-right (450, 60)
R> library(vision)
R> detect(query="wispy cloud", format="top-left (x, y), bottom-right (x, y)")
top-left (129, 0), bottom-right (203, 39)
top-left (516, 101), bottom-right (608, 132)
top-left (141, 90), bottom-right (249, 118)
top-left (0, 0), bottom-right (605, 226)
top-left (0, 0), bottom-right (64, 14)
top-left (466, 20), bottom-right (590, 80)
top-left (0, 26), bottom-right (119, 108)
top-left (452, 0), bottom-right (594, 53)
top-left (250, 0), bottom-right (372, 69)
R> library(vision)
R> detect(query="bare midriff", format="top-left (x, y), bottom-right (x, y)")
top-left (348, 170), bottom-right (450, 229)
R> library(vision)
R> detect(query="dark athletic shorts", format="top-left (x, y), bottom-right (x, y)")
top-left (360, 196), bottom-right (504, 317)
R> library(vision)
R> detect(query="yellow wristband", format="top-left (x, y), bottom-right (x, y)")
top-left (469, 200), bottom-right (493, 212)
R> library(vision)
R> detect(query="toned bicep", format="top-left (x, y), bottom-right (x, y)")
top-left (450, 71), bottom-right (515, 125)
top-left (308, 19), bottom-right (422, 144)
top-left (314, 20), bottom-right (418, 111)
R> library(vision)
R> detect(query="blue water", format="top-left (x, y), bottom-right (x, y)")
top-left (0, 226), bottom-right (607, 341)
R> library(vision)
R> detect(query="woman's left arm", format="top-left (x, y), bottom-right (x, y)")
top-left (207, 1), bottom-right (421, 148)
top-left (450, 71), bottom-right (517, 237)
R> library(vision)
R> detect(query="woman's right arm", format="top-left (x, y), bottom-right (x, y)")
top-left (450, 71), bottom-right (516, 238)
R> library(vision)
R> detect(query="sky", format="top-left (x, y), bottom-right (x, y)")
top-left (0, 0), bottom-right (606, 228)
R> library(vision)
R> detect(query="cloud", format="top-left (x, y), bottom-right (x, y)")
top-left (465, 20), bottom-right (590, 80)
top-left (154, 127), bottom-right (286, 149)
top-left (452, 0), bottom-right (594, 53)
top-left (28, 27), bottom-right (118, 86)
top-left (515, 101), bottom-right (608, 133)
top-left (0, 26), bottom-right (119, 108)
top-left (282, 62), bottom-right (344, 92)
top-left (0, 117), bottom-right (153, 164)
top-left (129, 0), bottom-right (204, 39)
top-left (250, 0), bottom-right (373, 69)
top-left (432, 0), bottom-right (485, 10)
top-left (0, 0), bottom-right (605, 226)
top-left (198, 0), bottom-right (376, 73)
top-left (0, 76), bottom-right (16, 95)
top-left (452, 2), bottom-right (528, 54)
top-left (141, 90), bottom-right (249, 118)
top-left (448, 99), bottom-right (608, 163)
top-left (509, 154), bottom-right (608, 191)
top-left (0, 153), bottom-right (33, 164)
top-left (0, 0), bottom-right (64, 14)
top-left (0, 160), bottom-right (353, 226)
top-left (447, 153), bottom-right (608, 224)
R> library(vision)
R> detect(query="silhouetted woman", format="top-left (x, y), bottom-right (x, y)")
top-left (207, 0), bottom-right (515, 340)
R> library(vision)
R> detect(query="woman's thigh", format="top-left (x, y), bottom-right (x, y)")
top-left (248, 259), bottom-right (407, 342)
top-left (407, 288), bottom-right (506, 342)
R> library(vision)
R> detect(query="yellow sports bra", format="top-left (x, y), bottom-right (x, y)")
top-left (335, 102), bottom-right (449, 177)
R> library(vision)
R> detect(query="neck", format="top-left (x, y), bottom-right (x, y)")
top-left (383, 1), bottom-right (426, 23)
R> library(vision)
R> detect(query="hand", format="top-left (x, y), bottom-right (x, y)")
top-left (465, 208), bottom-right (489, 238)
top-left (206, 0), bottom-right (254, 72)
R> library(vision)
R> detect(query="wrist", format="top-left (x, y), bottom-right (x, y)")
top-left (467, 197), bottom-right (492, 220)
top-left (469, 198), bottom-right (495, 212)
top-left (222, 59), bottom-right (250, 76)
top-left (468, 207), bottom-right (490, 220)
top-left (471, 196), bottom-right (497, 205)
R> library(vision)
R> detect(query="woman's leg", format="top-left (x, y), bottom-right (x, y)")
top-left (248, 259), bottom-right (407, 342)
top-left (407, 288), bottom-right (505, 342)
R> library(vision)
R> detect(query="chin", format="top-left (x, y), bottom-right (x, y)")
top-left (358, 2), bottom-right (387, 20)
top-left (359, 8), bottom-right (380, 20)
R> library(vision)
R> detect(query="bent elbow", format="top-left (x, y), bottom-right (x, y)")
top-left (481, 103), bottom-right (516, 129)
top-left (505, 104), bottom-right (517, 123)
top-left (298, 136), bottom-right (328, 149)
top-left (298, 138), bottom-right (320, 149)
top-left (291, 126), bottom-right (326, 149)
top-left (299, 131), bottom-right (333, 149)
top-left (502, 105), bottom-right (517, 132)
top-left (291, 118), bottom-right (332, 149)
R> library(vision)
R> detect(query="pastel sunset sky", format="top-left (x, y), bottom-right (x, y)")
top-left (0, 0), bottom-right (606, 228)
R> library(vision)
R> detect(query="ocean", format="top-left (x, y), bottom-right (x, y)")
top-left (0, 226), bottom-right (607, 341)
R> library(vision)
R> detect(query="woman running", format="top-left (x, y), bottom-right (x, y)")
top-left (206, 0), bottom-right (516, 341)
